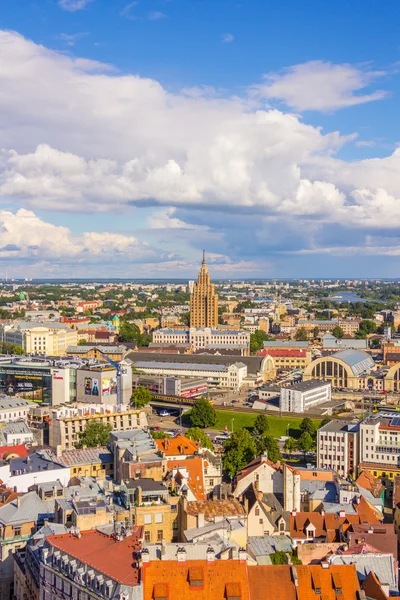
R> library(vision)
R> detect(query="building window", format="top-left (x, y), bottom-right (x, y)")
top-left (13, 527), bottom-right (21, 537)
top-left (144, 514), bottom-right (152, 524)
top-left (145, 531), bottom-right (151, 543)
top-left (155, 513), bottom-right (163, 524)
top-left (157, 530), bottom-right (163, 541)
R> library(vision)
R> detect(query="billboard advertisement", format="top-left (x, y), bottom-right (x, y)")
top-left (102, 377), bottom-right (117, 396)
top-left (84, 377), bottom-right (99, 396)
top-left (0, 366), bottom-right (52, 403)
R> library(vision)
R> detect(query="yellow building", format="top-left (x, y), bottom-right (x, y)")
top-left (3, 323), bottom-right (78, 356)
top-left (189, 251), bottom-right (218, 328)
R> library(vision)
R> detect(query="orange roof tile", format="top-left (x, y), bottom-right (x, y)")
top-left (248, 564), bottom-right (361, 600)
top-left (361, 571), bottom-right (388, 600)
top-left (46, 529), bottom-right (143, 586)
top-left (167, 457), bottom-right (206, 501)
top-left (356, 470), bottom-right (384, 498)
top-left (155, 435), bottom-right (200, 456)
top-left (143, 559), bottom-right (250, 600)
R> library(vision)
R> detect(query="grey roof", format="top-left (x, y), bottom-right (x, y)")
top-left (184, 517), bottom-right (246, 542)
top-left (247, 535), bottom-right (293, 557)
top-left (10, 450), bottom-right (67, 476)
top-left (53, 447), bottom-right (113, 467)
top-left (318, 419), bottom-right (360, 434)
top-left (283, 379), bottom-right (330, 392)
top-left (126, 351), bottom-right (263, 375)
top-left (0, 491), bottom-right (54, 525)
top-left (323, 502), bottom-right (357, 515)
top-left (322, 334), bottom-right (368, 350)
top-left (144, 541), bottom-right (234, 561)
top-left (300, 480), bottom-right (337, 502)
top-left (67, 345), bottom-right (125, 354)
top-left (329, 554), bottom-right (397, 593)
top-left (123, 478), bottom-right (168, 492)
top-left (133, 361), bottom-right (228, 372)
top-left (331, 349), bottom-right (375, 376)
top-left (0, 397), bottom-right (30, 410)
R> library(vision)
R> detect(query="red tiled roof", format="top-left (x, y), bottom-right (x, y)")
top-left (257, 349), bottom-right (308, 357)
top-left (0, 444), bottom-right (28, 460)
top-left (155, 435), bottom-right (200, 456)
top-left (46, 529), bottom-right (143, 586)
top-left (167, 457), bottom-right (206, 501)
top-left (236, 454), bottom-right (281, 483)
top-left (143, 559), bottom-right (250, 600)
top-left (248, 564), bottom-right (361, 600)
top-left (356, 470), bottom-right (384, 498)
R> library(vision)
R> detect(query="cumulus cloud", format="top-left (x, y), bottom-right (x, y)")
top-left (148, 11), bottom-right (167, 20)
top-left (0, 208), bottom-right (159, 265)
top-left (58, 0), bottom-right (95, 11)
top-left (254, 61), bottom-right (388, 111)
top-left (0, 31), bottom-right (398, 273)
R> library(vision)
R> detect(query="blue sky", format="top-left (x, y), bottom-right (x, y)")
top-left (0, 0), bottom-right (399, 278)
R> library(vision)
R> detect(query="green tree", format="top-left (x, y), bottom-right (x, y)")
top-left (119, 322), bottom-right (142, 344)
top-left (131, 386), bottom-right (153, 408)
top-left (223, 428), bottom-right (257, 477)
top-left (189, 398), bottom-right (217, 428)
top-left (250, 330), bottom-right (272, 354)
top-left (256, 435), bottom-right (282, 463)
top-left (312, 326), bottom-right (320, 340)
top-left (76, 420), bottom-right (112, 448)
top-left (297, 432), bottom-right (314, 458)
top-left (300, 417), bottom-right (316, 438)
top-left (359, 319), bottom-right (377, 335)
top-left (253, 414), bottom-right (269, 436)
top-left (150, 430), bottom-right (171, 439)
top-left (284, 436), bottom-right (297, 457)
top-left (186, 427), bottom-right (214, 450)
top-left (295, 327), bottom-right (308, 341)
top-left (319, 417), bottom-right (332, 429)
top-left (332, 326), bottom-right (344, 339)
top-left (78, 339), bottom-right (87, 346)
top-left (0, 342), bottom-right (24, 355)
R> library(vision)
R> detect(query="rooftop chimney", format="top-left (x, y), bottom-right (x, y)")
top-left (177, 547), bottom-right (187, 562)
top-left (161, 539), bottom-right (167, 557)
top-left (197, 512), bottom-right (205, 528)
top-left (238, 548), bottom-right (247, 562)
top-left (206, 547), bottom-right (215, 562)
top-left (141, 548), bottom-right (150, 564)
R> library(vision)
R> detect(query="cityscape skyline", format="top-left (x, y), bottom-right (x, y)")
top-left (0, 1), bottom-right (399, 278)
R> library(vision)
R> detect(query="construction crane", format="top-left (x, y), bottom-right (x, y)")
top-left (98, 350), bottom-right (128, 408)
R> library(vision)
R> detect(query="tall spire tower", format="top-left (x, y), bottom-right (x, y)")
top-left (189, 251), bottom-right (219, 327)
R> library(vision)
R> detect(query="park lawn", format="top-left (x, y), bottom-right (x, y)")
top-left (213, 410), bottom-right (321, 439)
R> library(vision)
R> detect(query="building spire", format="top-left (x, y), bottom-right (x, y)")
top-left (202, 249), bottom-right (206, 265)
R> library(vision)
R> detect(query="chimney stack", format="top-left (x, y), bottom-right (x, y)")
top-left (206, 547), bottom-right (215, 562)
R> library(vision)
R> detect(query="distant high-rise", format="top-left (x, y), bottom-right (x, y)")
top-left (189, 251), bottom-right (218, 327)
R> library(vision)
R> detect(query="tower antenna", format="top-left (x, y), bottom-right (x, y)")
top-left (202, 250), bottom-right (206, 264)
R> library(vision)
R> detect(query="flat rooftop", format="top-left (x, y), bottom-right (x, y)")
top-left (282, 380), bottom-right (330, 392)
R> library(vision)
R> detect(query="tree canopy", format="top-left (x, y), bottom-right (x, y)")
top-left (186, 427), bottom-right (214, 450)
top-left (76, 420), bottom-right (112, 448)
top-left (256, 434), bottom-right (282, 463)
top-left (332, 326), bottom-right (344, 339)
top-left (297, 431), bottom-right (314, 457)
top-left (131, 386), bottom-right (153, 408)
top-left (250, 330), bottom-right (273, 354)
top-left (223, 428), bottom-right (257, 477)
top-left (295, 327), bottom-right (308, 341)
top-left (253, 414), bottom-right (270, 436)
top-left (300, 417), bottom-right (316, 438)
top-left (189, 398), bottom-right (217, 428)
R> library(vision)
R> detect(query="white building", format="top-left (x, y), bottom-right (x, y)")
top-left (0, 396), bottom-right (31, 423)
top-left (317, 419), bottom-right (359, 477)
top-left (0, 450), bottom-right (70, 492)
top-left (358, 412), bottom-right (400, 485)
top-left (153, 327), bottom-right (250, 353)
top-left (280, 380), bottom-right (331, 413)
top-left (132, 360), bottom-right (247, 389)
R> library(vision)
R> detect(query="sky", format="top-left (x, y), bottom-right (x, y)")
top-left (0, 0), bottom-right (400, 279)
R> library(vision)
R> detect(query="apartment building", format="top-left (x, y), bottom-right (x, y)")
top-left (0, 322), bottom-right (78, 356)
top-left (153, 327), bottom-right (250, 354)
top-left (280, 380), bottom-right (331, 413)
top-left (0, 396), bottom-right (30, 423)
top-left (317, 419), bottom-right (359, 478)
top-left (257, 348), bottom-right (312, 369)
top-left (49, 403), bottom-right (148, 452)
top-left (359, 412), bottom-right (400, 488)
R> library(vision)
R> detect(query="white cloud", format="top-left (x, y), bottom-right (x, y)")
top-left (0, 208), bottom-right (160, 265)
top-left (58, 0), bottom-right (94, 11)
top-left (120, 2), bottom-right (139, 18)
top-left (148, 11), bottom-right (167, 20)
top-left (0, 31), bottom-right (399, 273)
top-left (254, 61), bottom-right (388, 111)
top-left (222, 33), bottom-right (234, 43)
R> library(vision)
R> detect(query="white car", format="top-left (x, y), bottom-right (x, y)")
top-left (159, 410), bottom-right (170, 417)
